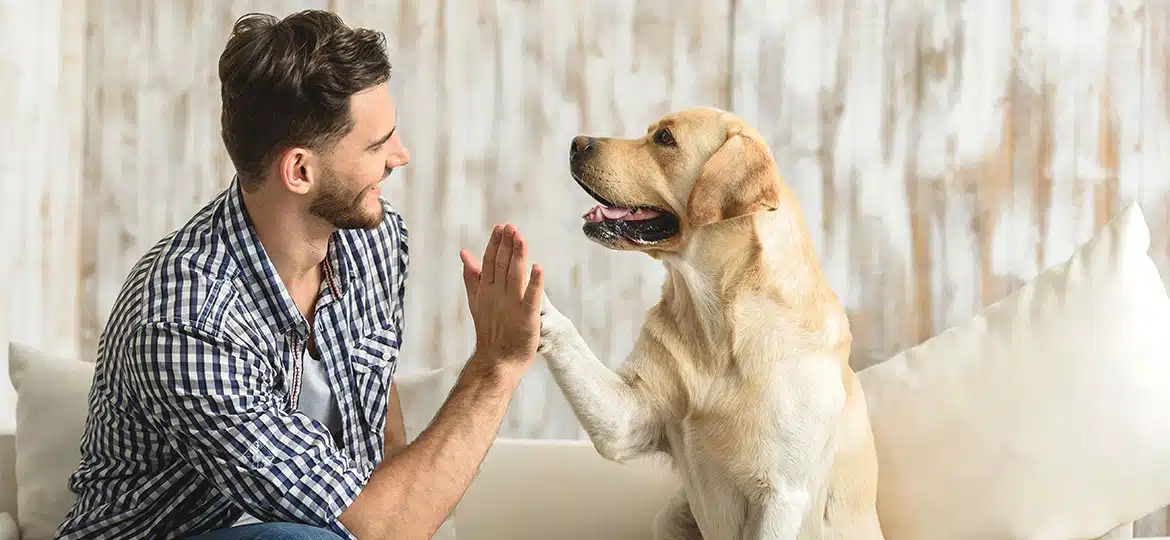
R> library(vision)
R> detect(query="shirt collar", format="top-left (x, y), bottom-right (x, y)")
top-left (221, 177), bottom-right (352, 337)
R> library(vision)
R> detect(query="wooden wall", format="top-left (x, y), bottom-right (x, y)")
top-left (0, 0), bottom-right (87, 421)
top-left (5, 0), bottom-right (1170, 534)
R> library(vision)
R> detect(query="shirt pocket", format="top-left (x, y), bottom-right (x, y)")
top-left (348, 326), bottom-right (400, 435)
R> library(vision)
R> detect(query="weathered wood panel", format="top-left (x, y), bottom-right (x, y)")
top-left (733, 0), bottom-right (1169, 369)
top-left (0, 0), bottom-right (87, 431)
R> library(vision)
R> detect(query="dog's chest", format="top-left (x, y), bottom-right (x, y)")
top-left (667, 383), bottom-right (788, 482)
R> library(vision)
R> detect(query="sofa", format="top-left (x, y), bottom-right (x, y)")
top-left (5, 202), bottom-right (1170, 540)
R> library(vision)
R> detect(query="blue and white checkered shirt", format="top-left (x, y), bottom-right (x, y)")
top-left (56, 178), bottom-right (409, 539)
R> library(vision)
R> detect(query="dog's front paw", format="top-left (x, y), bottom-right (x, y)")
top-left (538, 291), bottom-right (571, 354)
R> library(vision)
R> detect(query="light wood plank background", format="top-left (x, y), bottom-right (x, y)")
top-left (5, 0), bottom-right (1170, 534)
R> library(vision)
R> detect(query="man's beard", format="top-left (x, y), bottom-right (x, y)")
top-left (308, 167), bottom-right (389, 230)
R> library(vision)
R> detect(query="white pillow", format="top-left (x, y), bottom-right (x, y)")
top-left (393, 364), bottom-right (464, 442)
top-left (0, 512), bottom-right (19, 540)
top-left (7, 343), bottom-right (94, 540)
top-left (857, 202), bottom-right (1170, 540)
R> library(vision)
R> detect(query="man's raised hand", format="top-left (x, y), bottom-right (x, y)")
top-left (459, 224), bottom-right (544, 375)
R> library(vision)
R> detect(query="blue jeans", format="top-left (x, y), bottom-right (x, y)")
top-left (187, 522), bottom-right (343, 540)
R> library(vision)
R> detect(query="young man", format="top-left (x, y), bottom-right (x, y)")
top-left (56, 10), bottom-right (544, 540)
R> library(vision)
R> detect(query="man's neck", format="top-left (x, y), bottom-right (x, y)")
top-left (240, 183), bottom-right (336, 293)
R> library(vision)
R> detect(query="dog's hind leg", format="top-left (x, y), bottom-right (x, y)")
top-left (654, 489), bottom-right (703, 540)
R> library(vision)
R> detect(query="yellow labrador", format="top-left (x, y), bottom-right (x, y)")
top-left (537, 107), bottom-right (885, 540)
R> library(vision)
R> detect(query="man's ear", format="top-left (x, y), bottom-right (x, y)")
top-left (686, 129), bottom-right (781, 228)
top-left (276, 147), bottom-right (314, 195)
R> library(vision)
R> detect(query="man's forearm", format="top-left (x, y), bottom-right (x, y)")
top-left (339, 355), bottom-right (521, 539)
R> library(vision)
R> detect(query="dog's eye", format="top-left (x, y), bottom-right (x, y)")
top-left (653, 128), bottom-right (675, 146)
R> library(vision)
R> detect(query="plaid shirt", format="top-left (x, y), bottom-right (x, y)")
top-left (56, 178), bottom-right (409, 539)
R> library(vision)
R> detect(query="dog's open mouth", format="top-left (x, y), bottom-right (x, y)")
top-left (582, 205), bottom-right (660, 222)
top-left (573, 173), bottom-right (680, 245)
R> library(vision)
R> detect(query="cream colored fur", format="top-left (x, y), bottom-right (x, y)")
top-left (537, 107), bottom-right (885, 540)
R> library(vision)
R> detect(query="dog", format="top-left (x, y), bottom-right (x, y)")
top-left (536, 107), bottom-right (886, 540)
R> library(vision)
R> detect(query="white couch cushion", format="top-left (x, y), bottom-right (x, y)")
top-left (857, 202), bottom-right (1170, 539)
top-left (456, 438), bottom-right (677, 540)
top-left (7, 343), bottom-right (94, 540)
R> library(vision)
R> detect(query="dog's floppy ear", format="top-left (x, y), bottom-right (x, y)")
top-left (686, 124), bottom-right (781, 228)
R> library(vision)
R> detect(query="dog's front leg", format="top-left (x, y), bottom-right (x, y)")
top-left (741, 491), bottom-right (809, 540)
top-left (739, 357), bottom-right (846, 540)
top-left (538, 294), bottom-right (663, 462)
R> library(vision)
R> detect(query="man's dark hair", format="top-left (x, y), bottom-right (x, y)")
top-left (218, 10), bottom-right (391, 189)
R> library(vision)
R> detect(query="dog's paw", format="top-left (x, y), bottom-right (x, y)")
top-left (538, 290), bottom-right (571, 353)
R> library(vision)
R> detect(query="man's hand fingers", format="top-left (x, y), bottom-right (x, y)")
top-left (481, 225), bottom-right (503, 284)
top-left (506, 230), bottom-right (528, 296)
top-left (459, 249), bottom-right (480, 302)
top-left (494, 224), bottom-right (515, 287)
top-left (523, 264), bottom-right (544, 314)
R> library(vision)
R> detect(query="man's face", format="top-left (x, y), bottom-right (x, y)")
top-left (310, 82), bottom-right (410, 230)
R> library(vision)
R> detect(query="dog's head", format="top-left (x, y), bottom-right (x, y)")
top-left (569, 107), bottom-right (782, 254)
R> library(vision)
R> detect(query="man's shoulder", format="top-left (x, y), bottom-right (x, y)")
top-left (106, 193), bottom-right (243, 335)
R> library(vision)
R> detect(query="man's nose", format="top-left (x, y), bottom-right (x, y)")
top-left (389, 145), bottom-right (410, 168)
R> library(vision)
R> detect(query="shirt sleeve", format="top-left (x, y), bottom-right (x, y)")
top-left (124, 318), bottom-right (371, 536)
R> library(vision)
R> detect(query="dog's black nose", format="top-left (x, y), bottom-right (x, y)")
top-left (570, 136), bottom-right (594, 158)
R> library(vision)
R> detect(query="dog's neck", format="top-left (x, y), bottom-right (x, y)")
top-left (657, 207), bottom-right (847, 355)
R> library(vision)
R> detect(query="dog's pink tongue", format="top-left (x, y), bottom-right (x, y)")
top-left (582, 205), bottom-right (660, 222)
top-left (622, 208), bottom-right (659, 220)
top-left (601, 206), bottom-right (632, 219)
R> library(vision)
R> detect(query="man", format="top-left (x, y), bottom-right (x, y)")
top-left (56, 9), bottom-right (544, 540)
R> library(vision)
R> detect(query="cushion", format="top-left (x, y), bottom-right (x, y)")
top-left (0, 512), bottom-right (18, 540)
top-left (857, 202), bottom-right (1170, 539)
top-left (456, 438), bottom-right (677, 540)
top-left (393, 364), bottom-right (464, 442)
top-left (7, 343), bottom-right (94, 540)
